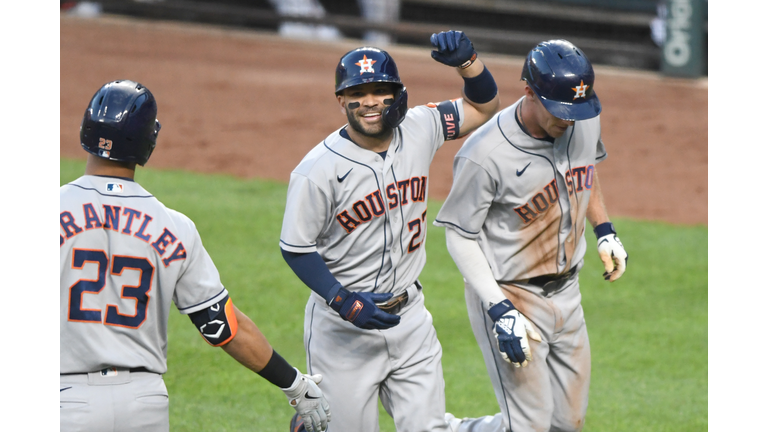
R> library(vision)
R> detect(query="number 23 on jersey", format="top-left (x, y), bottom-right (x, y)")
top-left (67, 248), bottom-right (153, 329)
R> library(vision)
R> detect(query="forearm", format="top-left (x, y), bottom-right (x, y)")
top-left (586, 170), bottom-right (610, 228)
top-left (221, 305), bottom-right (298, 388)
top-left (220, 306), bottom-right (275, 373)
top-left (281, 249), bottom-right (342, 303)
top-left (457, 57), bottom-right (485, 79)
top-left (445, 228), bottom-right (507, 307)
top-left (454, 59), bottom-right (500, 133)
top-left (460, 60), bottom-right (499, 112)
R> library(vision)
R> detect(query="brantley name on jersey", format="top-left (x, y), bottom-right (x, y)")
top-left (60, 204), bottom-right (188, 267)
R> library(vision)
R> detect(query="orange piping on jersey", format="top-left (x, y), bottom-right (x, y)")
top-left (67, 248), bottom-right (107, 323)
top-left (352, 199), bottom-right (373, 222)
top-left (103, 254), bottom-right (154, 329)
top-left (82, 203), bottom-right (104, 229)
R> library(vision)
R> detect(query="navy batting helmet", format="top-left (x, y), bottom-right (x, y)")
top-left (80, 80), bottom-right (161, 166)
top-left (335, 47), bottom-right (408, 128)
top-left (521, 40), bottom-right (601, 121)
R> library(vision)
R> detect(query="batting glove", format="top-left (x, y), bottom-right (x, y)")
top-left (282, 369), bottom-right (331, 432)
top-left (594, 222), bottom-right (628, 282)
top-left (329, 287), bottom-right (401, 330)
top-left (430, 30), bottom-right (477, 69)
top-left (488, 300), bottom-right (541, 368)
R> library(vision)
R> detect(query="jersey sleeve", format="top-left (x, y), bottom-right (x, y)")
top-left (595, 135), bottom-right (607, 163)
top-left (172, 222), bottom-right (229, 315)
top-left (433, 157), bottom-right (496, 239)
top-left (279, 172), bottom-right (332, 253)
top-left (424, 99), bottom-right (466, 142)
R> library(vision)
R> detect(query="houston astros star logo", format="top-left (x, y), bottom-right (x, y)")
top-left (572, 80), bottom-right (589, 99)
top-left (355, 55), bottom-right (377, 75)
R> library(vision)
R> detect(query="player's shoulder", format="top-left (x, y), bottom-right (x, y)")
top-left (292, 129), bottom-right (346, 177)
top-left (575, 114), bottom-right (601, 132)
top-left (456, 105), bottom-right (514, 162)
top-left (60, 175), bottom-right (153, 200)
top-left (143, 198), bottom-right (201, 241)
top-left (60, 175), bottom-right (86, 193)
top-left (402, 102), bottom-right (450, 124)
top-left (163, 205), bottom-right (198, 231)
top-left (398, 102), bottom-right (457, 142)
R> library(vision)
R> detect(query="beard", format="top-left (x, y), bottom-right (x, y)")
top-left (346, 107), bottom-right (393, 140)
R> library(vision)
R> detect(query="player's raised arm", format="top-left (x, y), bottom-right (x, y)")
top-left (430, 30), bottom-right (500, 136)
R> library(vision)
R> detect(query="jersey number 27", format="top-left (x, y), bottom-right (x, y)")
top-left (68, 248), bottom-right (153, 329)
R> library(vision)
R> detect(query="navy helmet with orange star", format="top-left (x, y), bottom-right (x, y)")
top-left (335, 47), bottom-right (408, 128)
top-left (521, 39), bottom-right (602, 121)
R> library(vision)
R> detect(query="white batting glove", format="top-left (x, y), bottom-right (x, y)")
top-left (488, 300), bottom-right (542, 368)
top-left (281, 369), bottom-right (331, 432)
top-left (594, 222), bottom-right (628, 282)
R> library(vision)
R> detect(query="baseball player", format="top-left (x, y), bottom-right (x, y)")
top-left (279, 31), bottom-right (499, 431)
top-left (60, 80), bottom-right (331, 432)
top-left (433, 40), bottom-right (629, 432)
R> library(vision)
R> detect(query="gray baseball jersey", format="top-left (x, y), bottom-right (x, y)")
top-left (60, 175), bottom-right (228, 374)
top-left (280, 101), bottom-right (464, 430)
top-left (434, 97), bottom-right (605, 432)
top-left (280, 102), bottom-right (464, 297)
top-left (434, 97), bottom-right (605, 281)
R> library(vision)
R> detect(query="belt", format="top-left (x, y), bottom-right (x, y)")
top-left (60, 367), bottom-right (151, 376)
top-left (525, 265), bottom-right (578, 288)
top-left (377, 280), bottom-right (422, 315)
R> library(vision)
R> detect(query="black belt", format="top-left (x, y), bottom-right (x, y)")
top-left (378, 280), bottom-right (422, 315)
top-left (60, 367), bottom-right (151, 376)
top-left (526, 266), bottom-right (578, 288)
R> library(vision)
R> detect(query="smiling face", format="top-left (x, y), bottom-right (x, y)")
top-left (337, 82), bottom-right (396, 140)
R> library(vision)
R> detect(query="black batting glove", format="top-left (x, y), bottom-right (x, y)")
top-left (430, 30), bottom-right (477, 69)
top-left (329, 287), bottom-right (401, 330)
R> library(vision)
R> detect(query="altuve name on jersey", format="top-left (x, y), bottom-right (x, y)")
top-left (514, 165), bottom-right (595, 224)
top-left (336, 176), bottom-right (427, 234)
top-left (60, 204), bottom-right (187, 267)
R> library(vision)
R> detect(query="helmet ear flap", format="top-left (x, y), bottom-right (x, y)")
top-left (383, 86), bottom-right (408, 128)
top-left (141, 119), bottom-right (161, 166)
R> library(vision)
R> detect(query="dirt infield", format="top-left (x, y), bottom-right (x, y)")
top-left (60, 15), bottom-right (707, 225)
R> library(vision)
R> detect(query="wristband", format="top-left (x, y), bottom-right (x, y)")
top-left (462, 66), bottom-right (497, 104)
top-left (460, 51), bottom-right (478, 69)
top-left (258, 350), bottom-right (298, 389)
top-left (593, 222), bottom-right (616, 238)
top-left (487, 299), bottom-right (515, 321)
top-left (328, 286), bottom-right (351, 312)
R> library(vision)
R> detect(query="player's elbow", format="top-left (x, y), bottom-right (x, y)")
top-left (188, 296), bottom-right (239, 347)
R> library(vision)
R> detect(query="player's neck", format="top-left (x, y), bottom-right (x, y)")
top-left (519, 98), bottom-right (548, 140)
top-left (345, 126), bottom-right (393, 153)
top-left (85, 155), bottom-right (137, 180)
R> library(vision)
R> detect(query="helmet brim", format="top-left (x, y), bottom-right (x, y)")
top-left (539, 94), bottom-right (602, 121)
top-left (335, 78), bottom-right (403, 95)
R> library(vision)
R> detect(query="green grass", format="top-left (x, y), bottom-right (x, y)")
top-left (61, 158), bottom-right (707, 431)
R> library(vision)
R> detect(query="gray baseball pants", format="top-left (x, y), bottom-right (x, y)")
top-left (60, 369), bottom-right (169, 432)
top-left (456, 266), bottom-right (591, 432)
top-left (304, 283), bottom-right (451, 432)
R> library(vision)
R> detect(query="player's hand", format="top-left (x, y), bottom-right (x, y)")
top-left (430, 30), bottom-right (477, 68)
top-left (329, 287), bottom-right (401, 330)
top-left (282, 369), bottom-right (331, 432)
top-left (488, 300), bottom-right (541, 367)
top-left (594, 222), bottom-right (628, 282)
